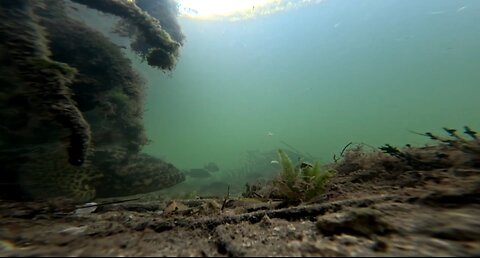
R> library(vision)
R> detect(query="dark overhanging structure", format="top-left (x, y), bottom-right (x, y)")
top-left (0, 0), bottom-right (186, 201)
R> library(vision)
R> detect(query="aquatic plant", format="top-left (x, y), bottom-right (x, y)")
top-left (379, 126), bottom-right (480, 170)
top-left (274, 149), bottom-right (335, 203)
top-left (420, 126), bottom-right (479, 155)
top-left (333, 143), bottom-right (404, 176)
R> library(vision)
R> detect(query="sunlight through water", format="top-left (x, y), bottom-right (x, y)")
top-left (176, 0), bottom-right (325, 21)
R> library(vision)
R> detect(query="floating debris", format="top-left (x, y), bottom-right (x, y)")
top-left (74, 202), bottom-right (98, 215)
top-left (59, 226), bottom-right (88, 235)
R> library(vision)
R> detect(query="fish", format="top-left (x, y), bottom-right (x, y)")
top-left (267, 132), bottom-right (274, 137)
top-left (203, 162), bottom-right (219, 172)
top-left (183, 168), bottom-right (211, 178)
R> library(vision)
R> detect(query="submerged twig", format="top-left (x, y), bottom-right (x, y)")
top-left (334, 142), bottom-right (376, 163)
top-left (221, 185), bottom-right (230, 212)
top-left (147, 195), bottom-right (401, 232)
top-left (75, 197), bottom-right (141, 209)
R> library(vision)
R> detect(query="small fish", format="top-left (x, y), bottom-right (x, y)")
top-left (204, 162), bottom-right (219, 172)
top-left (183, 168), bottom-right (211, 178)
top-left (457, 6), bottom-right (466, 12)
top-left (267, 132), bottom-right (274, 137)
top-left (270, 160), bottom-right (279, 164)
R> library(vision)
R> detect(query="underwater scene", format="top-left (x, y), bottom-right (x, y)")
top-left (0, 0), bottom-right (479, 256)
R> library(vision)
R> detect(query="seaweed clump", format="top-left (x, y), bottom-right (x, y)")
top-left (70, 0), bottom-right (181, 70)
top-left (273, 149), bottom-right (335, 204)
top-left (333, 126), bottom-right (480, 178)
top-left (37, 0), bottom-right (149, 156)
top-left (0, 0), bottom-right (91, 167)
top-left (379, 126), bottom-right (480, 170)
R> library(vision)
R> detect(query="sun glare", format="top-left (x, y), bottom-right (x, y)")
top-left (176, 0), bottom-right (324, 21)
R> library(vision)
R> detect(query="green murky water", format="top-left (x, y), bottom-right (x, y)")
top-left (139, 0), bottom-right (479, 181)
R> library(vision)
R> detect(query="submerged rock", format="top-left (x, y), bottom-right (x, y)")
top-left (0, 0), bottom-right (185, 201)
top-left (316, 208), bottom-right (395, 237)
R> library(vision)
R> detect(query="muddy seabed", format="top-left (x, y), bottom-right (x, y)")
top-left (1, 144), bottom-right (479, 257)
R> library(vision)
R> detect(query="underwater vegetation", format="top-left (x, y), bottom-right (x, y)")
top-left (236, 149), bottom-right (305, 183)
top-left (274, 149), bottom-right (335, 203)
top-left (241, 126), bottom-right (480, 206)
top-left (0, 0), bottom-right (186, 201)
top-left (70, 0), bottom-right (182, 70)
top-left (332, 126), bottom-right (480, 180)
top-left (379, 126), bottom-right (480, 170)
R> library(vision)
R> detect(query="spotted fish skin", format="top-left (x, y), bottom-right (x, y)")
top-left (94, 153), bottom-right (185, 198)
top-left (16, 149), bottom-right (185, 202)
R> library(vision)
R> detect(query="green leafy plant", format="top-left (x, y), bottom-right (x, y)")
top-left (275, 149), bottom-right (335, 203)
